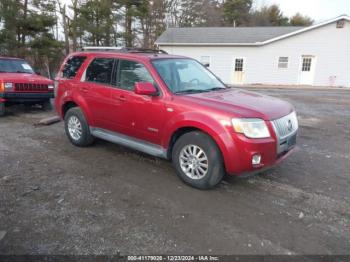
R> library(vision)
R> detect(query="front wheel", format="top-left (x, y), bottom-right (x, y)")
top-left (172, 131), bottom-right (225, 189)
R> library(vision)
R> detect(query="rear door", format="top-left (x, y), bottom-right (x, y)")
top-left (81, 57), bottom-right (116, 130)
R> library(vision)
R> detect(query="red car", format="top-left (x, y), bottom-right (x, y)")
top-left (0, 56), bottom-right (54, 116)
top-left (55, 48), bottom-right (298, 189)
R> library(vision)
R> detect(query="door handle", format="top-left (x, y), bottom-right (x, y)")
top-left (116, 95), bottom-right (126, 102)
top-left (81, 87), bottom-right (89, 93)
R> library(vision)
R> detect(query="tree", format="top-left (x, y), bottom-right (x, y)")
top-left (57, 1), bottom-right (70, 55)
top-left (136, 0), bottom-right (168, 48)
top-left (0, 0), bottom-right (63, 77)
top-left (222, 0), bottom-right (252, 26)
top-left (250, 4), bottom-right (289, 26)
top-left (77, 0), bottom-right (117, 46)
top-left (164, 0), bottom-right (223, 27)
top-left (290, 13), bottom-right (313, 26)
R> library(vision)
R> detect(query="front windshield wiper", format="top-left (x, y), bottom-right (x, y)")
top-left (15, 71), bottom-right (32, 74)
top-left (206, 87), bottom-right (226, 91)
top-left (174, 89), bottom-right (208, 94)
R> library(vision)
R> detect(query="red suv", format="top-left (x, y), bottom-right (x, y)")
top-left (0, 56), bottom-right (54, 116)
top-left (55, 48), bottom-right (298, 189)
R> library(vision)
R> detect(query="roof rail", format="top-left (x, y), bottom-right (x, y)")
top-left (82, 46), bottom-right (168, 54)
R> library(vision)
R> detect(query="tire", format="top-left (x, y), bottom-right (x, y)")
top-left (64, 107), bottom-right (94, 147)
top-left (0, 103), bottom-right (5, 117)
top-left (172, 131), bottom-right (225, 189)
top-left (40, 99), bottom-right (52, 110)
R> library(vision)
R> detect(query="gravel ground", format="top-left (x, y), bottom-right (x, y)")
top-left (0, 87), bottom-right (350, 255)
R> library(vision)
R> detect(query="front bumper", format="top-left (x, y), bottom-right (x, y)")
top-left (0, 92), bottom-right (54, 103)
top-left (225, 133), bottom-right (297, 175)
top-left (224, 114), bottom-right (298, 176)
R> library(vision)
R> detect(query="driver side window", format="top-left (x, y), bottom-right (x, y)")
top-left (117, 60), bottom-right (154, 91)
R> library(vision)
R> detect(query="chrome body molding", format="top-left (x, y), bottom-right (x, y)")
top-left (90, 127), bottom-right (167, 159)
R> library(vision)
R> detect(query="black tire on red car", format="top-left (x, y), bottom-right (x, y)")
top-left (64, 107), bottom-right (94, 147)
top-left (0, 103), bottom-right (5, 117)
top-left (172, 131), bottom-right (225, 190)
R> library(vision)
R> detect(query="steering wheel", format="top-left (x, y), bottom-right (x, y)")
top-left (189, 78), bottom-right (200, 85)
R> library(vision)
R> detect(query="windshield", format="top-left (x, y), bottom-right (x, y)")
top-left (152, 59), bottom-right (226, 94)
top-left (0, 59), bottom-right (34, 74)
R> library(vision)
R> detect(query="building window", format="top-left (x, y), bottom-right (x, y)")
top-left (200, 56), bottom-right (210, 67)
top-left (278, 57), bottom-right (289, 69)
top-left (234, 58), bottom-right (244, 71)
top-left (336, 20), bottom-right (345, 28)
top-left (302, 57), bottom-right (312, 72)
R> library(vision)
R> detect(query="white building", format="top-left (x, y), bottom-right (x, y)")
top-left (156, 15), bottom-right (350, 87)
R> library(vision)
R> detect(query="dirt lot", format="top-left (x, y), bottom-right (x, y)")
top-left (0, 87), bottom-right (350, 255)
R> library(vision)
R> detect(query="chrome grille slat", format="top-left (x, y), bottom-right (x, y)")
top-left (272, 111), bottom-right (298, 139)
top-left (271, 111), bottom-right (299, 154)
top-left (15, 83), bottom-right (49, 92)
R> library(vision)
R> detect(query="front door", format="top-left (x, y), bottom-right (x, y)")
top-left (111, 59), bottom-right (166, 144)
top-left (299, 56), bottom-right (316, 85)
top-left (232, 58), bottom-right (245, 84)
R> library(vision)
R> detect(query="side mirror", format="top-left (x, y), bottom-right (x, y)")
top-left (134, 82), bottom-right (158, 96)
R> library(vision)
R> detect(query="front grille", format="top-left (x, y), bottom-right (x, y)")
top-left (271, 111), bottom-right (298, 154)
top-left (15, 83), bottom-right (49, 92)
top-left (272, 111), bottom-right (298, 139)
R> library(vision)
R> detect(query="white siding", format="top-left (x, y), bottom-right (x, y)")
top-left (159, 21), bottom-right (350, 87)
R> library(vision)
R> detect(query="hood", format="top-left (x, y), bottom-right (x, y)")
top-left (182, 88), bottom-right (293, 120)
top-left (0, 73), bottom-right (53, 84)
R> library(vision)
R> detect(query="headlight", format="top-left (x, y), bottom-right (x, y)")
top-left (4, 82), bottom-right (13, 90)
top-left (48, 84), bottom-right (54, 89)
top-left (232, 118), bottom-right (270, 138)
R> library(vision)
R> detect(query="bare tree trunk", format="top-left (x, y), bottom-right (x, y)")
top-left (125, 5), bottom-right (133, 47)
top-left (71, 0), bottom-right (78, 51)
top-left (58, 2), bottom-right (70, 55)
top-left (21, 0), bottom-right (28, 46)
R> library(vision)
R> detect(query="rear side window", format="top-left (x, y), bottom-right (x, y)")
top-left (117, 60), bottom-right (154, 91)
top-left (86, 58), bottom-right (115, 84)
top-left (62, 56), bottom-right (86, 79)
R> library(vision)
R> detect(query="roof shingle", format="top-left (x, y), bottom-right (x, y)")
top-left (156, 27), bottom-right (304, 45)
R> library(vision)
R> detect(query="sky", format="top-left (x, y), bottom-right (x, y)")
top-left (254, 0), bottom-right (350, 22)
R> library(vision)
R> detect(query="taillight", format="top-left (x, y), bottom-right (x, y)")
top-left (0, 82), bottom-right (4, 93)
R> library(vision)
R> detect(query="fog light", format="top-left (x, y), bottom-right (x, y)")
top-left (252, 154), bottom-right (261, 165)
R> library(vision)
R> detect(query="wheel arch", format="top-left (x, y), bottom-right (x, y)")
top-left (61, 96), bottom-right (94, 126)
top-left (165, 121), bottom-right (234, 167)
top-left (62, 101), bottom-right (78, 117)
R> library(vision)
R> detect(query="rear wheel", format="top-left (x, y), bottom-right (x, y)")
top-left (172, 131), bottom-right (225, 189)
top-left (0, 103), bottom-right (5, 116)
top-left (64, 107), bottom-right (94, 147)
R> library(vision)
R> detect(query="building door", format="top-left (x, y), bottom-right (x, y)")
top-left (299, 56), bottom-right (316, 85)
top-left (232, 58), bottom-right (245, 84)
